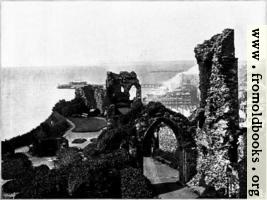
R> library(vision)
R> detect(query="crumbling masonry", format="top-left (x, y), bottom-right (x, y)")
top-left (105, 71), bottom-right (141, 113)
top-left (75, 85), bottom-right (105, 113)
top-left (188, 29), bottom-right (240, 195)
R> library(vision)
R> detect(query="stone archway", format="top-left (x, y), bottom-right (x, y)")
top-left (142, 117), bottom-right (190, 183)
top-left (143, 117), bottom-right (182, 156)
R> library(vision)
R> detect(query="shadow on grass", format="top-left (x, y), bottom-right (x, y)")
top-left (152, 181), bottom-right (184, 195)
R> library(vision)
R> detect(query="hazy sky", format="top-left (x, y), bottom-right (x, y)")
top-left (1, 1), bottom-right (266, 67)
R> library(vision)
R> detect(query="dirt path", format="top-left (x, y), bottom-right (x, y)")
top-left (63, 119), bottom-right (102, 149)
top-left (15, 146), bottom-right (57, 169)
top-left (14, 118), bottom-right (103, 169)
top-left (143, 157), bottom-right (199, 199)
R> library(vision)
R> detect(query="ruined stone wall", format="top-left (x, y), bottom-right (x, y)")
top-left (75, 85), bottom-right (105, 113)
top-left (93, 86), bottom-right (106, 113)
top-left (105, 71), bottom-right (141, 109)
top-left (189, 29), bottom-right (240, 195)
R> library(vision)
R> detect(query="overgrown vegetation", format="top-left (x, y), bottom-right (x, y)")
top-left (120, 167), bottom-right (154, 198)
top-left (2, 97), bottom-right (197, 199)
top-left (68, 149), bottom-right (134, 197)
top-left (55, 147), bottom-right (83, 168)
top-left (2, 153), bottom-right (33, 180)
top-left (2, 112), bottom-right (70, 155)
top-left (53, 98), bottom-right (88, 117)
top-left (14, 166), bottom-right (70, 198)
top-left (2, 148), bottom-right (154, 198)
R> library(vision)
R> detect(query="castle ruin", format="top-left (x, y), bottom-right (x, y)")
top-left (189, 29), bottom-right (242, 197)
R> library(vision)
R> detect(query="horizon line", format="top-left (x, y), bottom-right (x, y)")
top-left (1, 59), bottom-right (247, 69)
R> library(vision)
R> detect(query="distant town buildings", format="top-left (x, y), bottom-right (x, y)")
top-left (143, 77), bottom-right (199, 116)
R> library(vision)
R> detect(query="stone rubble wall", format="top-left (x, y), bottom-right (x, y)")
top-left (106, 71), bottom-right (142, 105)
top-left (75, 85), bottom-right (105, 113)
top-left (188, 29), bottom-right (240, 196)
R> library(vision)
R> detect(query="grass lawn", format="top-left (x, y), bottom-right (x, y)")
top-left (69, 117), bottom-right (107, 132)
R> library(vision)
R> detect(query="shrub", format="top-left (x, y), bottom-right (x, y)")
top-left (70, 169), bottom-right (120, 198)
top-left (2, 165), bottom-right (50, 194)
top-left (2, 131), bottom-right (34, 154)
top-left (1, 141), bottom-right (14, 155)
top-left (15, 167), bottom-right (70, 198)
top-left (96, 128), bottom-right (125, 153)
top-left (81, 149), bottom-right (133, 173)
top-left (8, 150), bottom-right (137, 198)
top-left (2, 112), bottom-right (70, 154)
top-left (53, 98), bottom-right (87, 117)
top-left (33, 164), bottom-right (50, 177)
top-left (68, 149), bottom-right (134, 197)
top-left (72, 138), bottom-right (87, 144)
top-left (33, 137), bottom-right (68, 157)
top-left (145, 101), bottom-right (166, 117)
top-left (83, 142), bottom-right (99, 158)
top-left (88, 108), bottom-right (101, 117)
top-left (95, 124), bottom-right (136, 154)
top-left (55, 147), bottom-right (82, 168)
top-left (2, 153), bottom-right (33, 180)
top-left (118, 100), bottom-right (143, 125)
top-left (49, 120), bottom-right (70, 137)
top-left (2, 180), bottom-right (22, 193)
top-left (120, 167), bottom-right (154, 198)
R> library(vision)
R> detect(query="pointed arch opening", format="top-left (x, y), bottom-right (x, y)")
top-left (129, 85), bottom-right (137, 100)
top-left (142, 117), bottom-right (197, 184)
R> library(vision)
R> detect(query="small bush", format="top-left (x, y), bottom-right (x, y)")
top-left (145, 101), bottom-right (166, 117)
top-left (2, 180), bottom-right (22, 193)
top-left (33, 164), bottom-right (50, 177)
top-left (95, 124), bottom-right (136, 154)
top-left (68, 149), bottom-right (134, 197)
top-left (70, 169), bottom-right (120, 198)
top-left (120, 167), bottom-right (154, 198)
top-left (53, 98), bottom-right (87, 117)
top-left (33, 137), bottom-right (68, 157)
top-left (72, 138), bottom-right (87, 144)
top-left (2, 112), bottom-right (70, 154)
top-left (2, 164), bottom-right (50, 195)
top-left (55, 147), bottom-right (82, 168)
top-left (15, 166), bottom-right (70, 198)
top-left (96, 128), bottom-right (125, 153)
top-left (1, 141), bottom-right (14, 155)
top-left (81, 149), bottom-right (133, 173)
top-left (83, 142), bottom-right (98, 158)
top-left (2, 153), bottom-right (33, 180)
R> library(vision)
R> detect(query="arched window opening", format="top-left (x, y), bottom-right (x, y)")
top-left (129, 85), bottom-right (137, 100)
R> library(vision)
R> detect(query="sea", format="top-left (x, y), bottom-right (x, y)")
top-left (1, 61), bottom-right (194, 140)
top-left (1, 66), bottom-right (107, 140)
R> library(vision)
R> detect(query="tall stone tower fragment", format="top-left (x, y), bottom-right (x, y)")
top-left (189, 29), bottom-right (239, 194)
